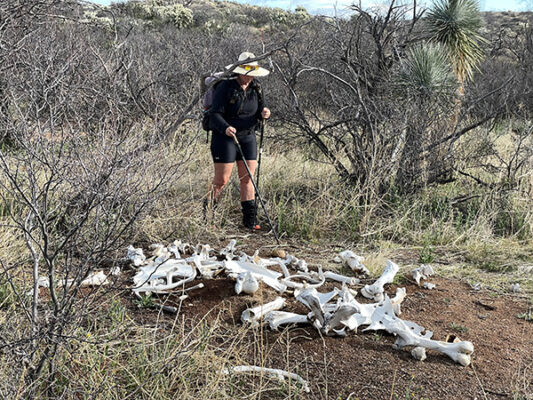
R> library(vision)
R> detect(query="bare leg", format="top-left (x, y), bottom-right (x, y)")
top-left (237, 160), bottom-right (257, 201)
top-left (211, 163), bottom-right (234, 201)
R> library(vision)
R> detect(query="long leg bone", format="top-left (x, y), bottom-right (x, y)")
top-left (265, 311), bottom-right (310, 330)
top-left (324, 271), bottom-right (360, 285)
top-left (222, 366), bottom-right (310, 393)
top-left (241, 297), bottom-right (286, 326)
top-left (361, 260), bottom-right (399, 302)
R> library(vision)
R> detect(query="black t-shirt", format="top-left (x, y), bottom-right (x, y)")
top-left (210, 79), bottom-right (264, 135)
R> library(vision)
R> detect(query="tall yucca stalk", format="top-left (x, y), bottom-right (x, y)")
top-left (426, 0), bottom-right (486, 86)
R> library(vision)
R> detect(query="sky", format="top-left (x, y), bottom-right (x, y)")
top-left (87, 0), bottom-right (531, 13)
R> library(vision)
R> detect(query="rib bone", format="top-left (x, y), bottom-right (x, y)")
top-left (222, 366), bottom-right (310, 393)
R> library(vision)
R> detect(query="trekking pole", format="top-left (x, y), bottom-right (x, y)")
top-left (230, 133), bottom-right (280, 245)
top-left (254, 119), bottom-right (265, 223)
top-left (255, 119), bottom-right (265, 194)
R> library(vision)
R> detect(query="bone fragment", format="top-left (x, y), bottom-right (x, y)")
top-left (151, 244), bottom-right (170, 264)
top-left (110, 266), bottom-right (121, 276)
top-left (265, 311), bottom-right (309, 330)
top-left (235, 271), bottom-right (259, 295)
top-left (222, 366), bottom-right (310, 393)
top-left (361, 260), bottom-right (399, 302)
top-left (324, 271), bottom-right (360, 285)
top-left (510, 283), bottom-right (520, 293)
top-left (241, 297), bottom-right (286, 326)
top-left (423, 282), bottom-right (436, 290)
top-left (220, 239), bottom-right (237, 260)
top-left (80, 271), bottom-right (109, 286)
top-left (391, 287), bottom-right (407, 315)
top-left (412, 264), bottom-right (434, 286)
top-left (411, 347), bottom-right (427, 361)
top-left (127, 245), bottom-right (146, 267)
top-left (336, 250), bottom-right (369, 275)
top-left (168, 240), bottom-right (182, 259)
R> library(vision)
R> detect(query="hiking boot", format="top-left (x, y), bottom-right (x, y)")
top-left (241, 200), bottom-right (259, 230)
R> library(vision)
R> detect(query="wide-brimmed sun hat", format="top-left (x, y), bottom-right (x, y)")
top-left (226, 52), bottom-right (270, 77)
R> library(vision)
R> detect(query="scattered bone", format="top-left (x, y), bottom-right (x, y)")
top-left (335, 250), bottom-right (369, 275)
top-left (127, 245), bottom-right (146, 266)
top-left (324, 271), bottom-right (360, 285)
top-left (411, 347), bottom-right (427, 361)
top-left (282, 267), bottom-right (325, 289)
top-left (285, 254), bottom-right (309, 273)
top-left (265, 311), bottom-right (309, 330)
top-left (182, 283), bottom-right (204, 292)
top-left (168, 240), bottom-right (182, 259)
top-left (510, 283), bottom-right (521, 293)
top-left (110, 266), bottom-right (121, 276)
top-left (423, 282), bottom-right (436, 290)
top-left (151, 244), bottom-right (170, 264)
top-left (222, 366), bottom-right (310, 393)
top-left (241, 297), bottom-right (286, 327)
top-left (412, 264), bottom-right (434, 286)
top-left (219, 239), bottom-right (237, 260)
top-left (80, 271), bottom-right (109, 287)
top-left (391, 287), bottom-right (407, 315)
top-left (235, 271), bottom-right (259, 295)
top-left (361, 260), bottom-right (399, 302)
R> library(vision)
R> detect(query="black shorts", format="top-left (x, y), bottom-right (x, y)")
top-left (210, 131), bottom-right (257, 163)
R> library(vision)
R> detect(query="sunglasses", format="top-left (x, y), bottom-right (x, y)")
top-left (239, 64), bottom-right (259, 71)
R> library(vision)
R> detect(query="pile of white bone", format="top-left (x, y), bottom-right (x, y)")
top-left (127, 240), bottom-right (473, 368)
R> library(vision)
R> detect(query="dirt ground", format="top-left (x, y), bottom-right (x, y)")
top-left (124, 237), bottom-right (533, 400)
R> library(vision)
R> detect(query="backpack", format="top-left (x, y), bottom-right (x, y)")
top-left (200, 73), bottom-right (263, 132)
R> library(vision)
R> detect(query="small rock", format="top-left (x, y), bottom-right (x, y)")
top-left (510, 283), bottom-right (520, 293)
top-left (411, 347), bottom-right (427, 361)
top-left (423, 282), bottom-right (436, 290)
top-left (271, 249), bottom-right (286, 259)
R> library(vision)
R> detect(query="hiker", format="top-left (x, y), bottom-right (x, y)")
top-left (206, 52), bottom-right (271, 229)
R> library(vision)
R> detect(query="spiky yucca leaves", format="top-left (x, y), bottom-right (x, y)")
top-left (426, 0), bottom-right (486, 84)
top-left (400, 43), bottom-right (457, 98)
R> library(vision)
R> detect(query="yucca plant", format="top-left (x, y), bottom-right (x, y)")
top-left (426, 0), bottom-right (486, 87)
top-left (400, 42), bottom-right (457, 98)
